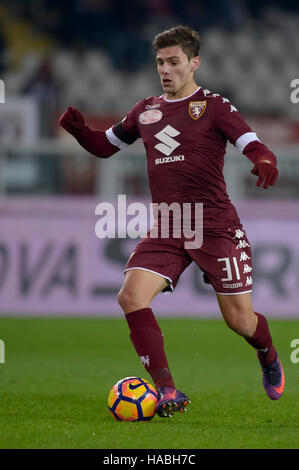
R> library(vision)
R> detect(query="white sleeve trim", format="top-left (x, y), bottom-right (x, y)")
top-left (106, 127), bottom-right (128, 150)
top-left (235, 132), bottom-right (261, 153)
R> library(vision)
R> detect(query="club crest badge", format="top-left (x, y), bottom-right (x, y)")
top-left (189, 100), bottom-right (206, 120)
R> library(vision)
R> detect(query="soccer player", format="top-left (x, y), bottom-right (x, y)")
top-left (59, 25), bottom-right (284, 417)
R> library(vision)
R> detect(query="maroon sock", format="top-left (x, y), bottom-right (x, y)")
top-left (245, 312), bottom-right (277, 366)
top-left (125, 307), bottom-right (175, 390)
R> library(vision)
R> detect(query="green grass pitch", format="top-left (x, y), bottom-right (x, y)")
top-left (0, 317), bottom-right (298, 449)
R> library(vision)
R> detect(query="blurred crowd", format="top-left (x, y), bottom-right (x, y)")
top-left (0, 0), bottom-right (298, 138)
top-left (0, 0), bottom-right (298, 196)
top-left (3, 0), bottom-right (299, 71)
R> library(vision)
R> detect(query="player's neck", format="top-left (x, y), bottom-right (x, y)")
top-left (165, 81), bottom-right (199, 101)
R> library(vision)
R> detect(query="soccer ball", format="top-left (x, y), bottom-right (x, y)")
top-left (108, 376), bottom-right (159, 422)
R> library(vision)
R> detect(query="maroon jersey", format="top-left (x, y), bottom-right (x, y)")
top-left (106, 87), bottom-right (258, 229)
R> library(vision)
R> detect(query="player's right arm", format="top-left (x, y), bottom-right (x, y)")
top-left (59, 105), bottom-right (141, 158)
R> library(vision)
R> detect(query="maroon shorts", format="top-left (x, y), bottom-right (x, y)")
top-left (124, 225), bottom-right (253, 295)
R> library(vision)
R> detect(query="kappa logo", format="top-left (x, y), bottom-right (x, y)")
top-left (233, 229), bottom-right (245, 239)
top-left (243, 264), bottom-right (252, 274)
top-left (240, 251), bottom-right (250, 261)
top-left (221, 96), bottom-right (237, 112)
top-left (189, 100), bottom-right (206, 120)
top-left (140, 355), bottom-right (150, 367)
top-left (154, 125), bottom-right (181, 156)
top-left (236, 240), bottom-right (250, 249)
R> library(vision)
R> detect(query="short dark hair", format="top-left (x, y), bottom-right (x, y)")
top-left (153, 25), bottom-right (200, 60)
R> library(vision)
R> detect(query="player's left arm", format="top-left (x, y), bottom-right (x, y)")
top-left (213, 96), bottom-right (278, 189)
top-left (241, 140), bottom-right (278, 189)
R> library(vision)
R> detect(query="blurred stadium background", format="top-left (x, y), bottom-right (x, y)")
top-left (0, 0), bottom-right (298, 318)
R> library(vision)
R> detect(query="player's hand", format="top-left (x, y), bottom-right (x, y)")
top-left (59, 106), bottom-right (85, 136)
top-left (251, 159), bottom-right (279, 189)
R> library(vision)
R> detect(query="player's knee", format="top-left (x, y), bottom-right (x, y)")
top-left (117, 289), bottom-right (131, 311)
top-left (117, 288), bottom-right (144, 312)
top-left (224, 311), bottom-right (256, 337)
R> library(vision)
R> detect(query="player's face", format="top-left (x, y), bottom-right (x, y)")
top-left (156, 45), bottom-right (200, 98)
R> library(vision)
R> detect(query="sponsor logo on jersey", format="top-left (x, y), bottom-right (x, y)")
top-left (189, 100), bottom-right (207, 120)
top-left (154, 125), bottom-right (181, 156)
top-left (139, 109), bottom-right (162, 124)
top-left (145, 103), bottom-right (161, 109)
top-left (155, 155), bottom-right (185, 165)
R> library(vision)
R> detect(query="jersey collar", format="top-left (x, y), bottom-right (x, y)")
top-left (163, 86), bottom-right (202, 103)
